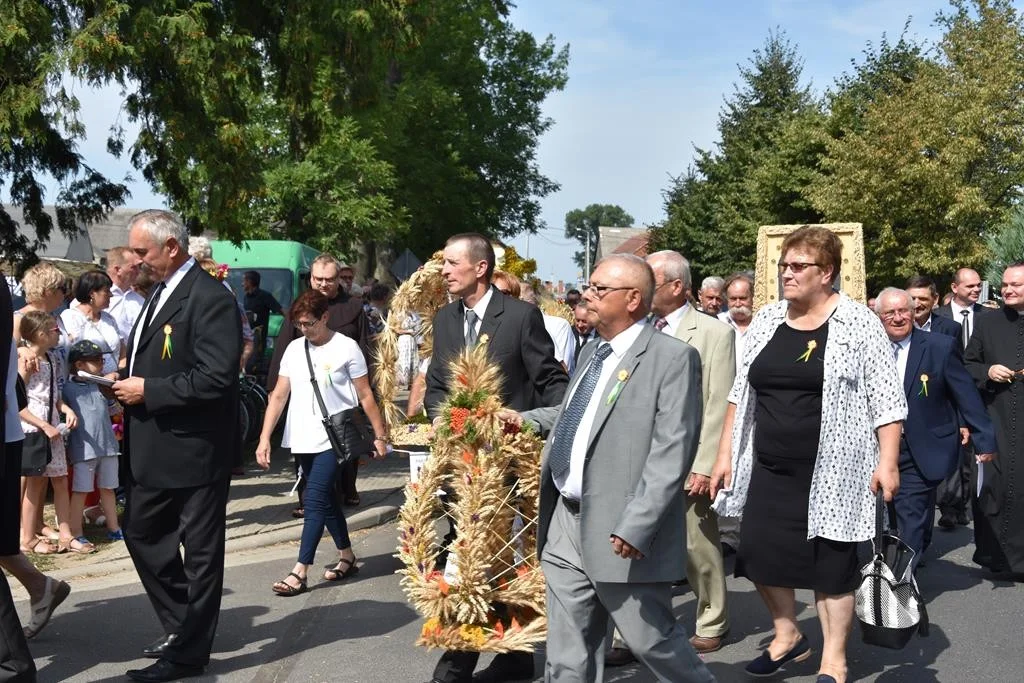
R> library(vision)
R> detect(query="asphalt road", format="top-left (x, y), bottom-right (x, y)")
top-left (17, 506), bottom-right (1024, 682)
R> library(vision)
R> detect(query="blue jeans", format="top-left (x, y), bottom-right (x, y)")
top-left (298, 450), bottom-right (351, 565)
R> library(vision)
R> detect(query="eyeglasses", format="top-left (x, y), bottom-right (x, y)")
top-left (655, 279), bottom-right (680, 290)
top-left (879, 308), bottom-right (912, 320)
top-left (294, 319), bottom-right (321, 330)
top-left (777, 261), bottom-right (821, 274)
top-left (584, 283), bottom-right (633, 297)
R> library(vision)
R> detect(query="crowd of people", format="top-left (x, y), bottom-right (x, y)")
top-left (0, 217), bottom-right (1020, 683)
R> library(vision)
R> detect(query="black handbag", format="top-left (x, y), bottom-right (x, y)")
top-left (21, 353), bottom-right (54, 476)
top-left (854, 491), bottom-right (929, 649)
top-left (304, 340), bottom-right (375, 464)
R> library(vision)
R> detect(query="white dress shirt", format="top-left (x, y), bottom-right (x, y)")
top-left (892, 334), bottom-right (911, 385)
top-left (129, 258), bottom-right (195, 374)
top-left (950, 300), bottom-right (974, 343)
top-left (557, 320), bottom-right (646, 501)
top-left (462, 287), bottom-right (493, 340)
top-left (660, 302), bottom-right (689, 337)
top-left (914, 315), bottom-right (932, 332)
top-left (719, 311), bottom-right (750, 375)
top-left (108, 283), bottom-right (145, 342)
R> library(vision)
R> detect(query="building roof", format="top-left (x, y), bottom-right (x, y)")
top-left (5, 205), bottom-right (147, 264)
top-left (596, 226), bottom-right (649, 260)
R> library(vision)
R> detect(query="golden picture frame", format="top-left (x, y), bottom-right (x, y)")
top-left (753, 223), bottom-right (867, 311)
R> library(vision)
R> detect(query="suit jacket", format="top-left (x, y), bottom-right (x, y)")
top-left (924, 313), bottom-right (962, 344)
top-left (122, 263), bottom-right (242, 488)
top-left (901, 328), bottom-right (995, 482)
top-left (524, 325), bottom-right (703, 583)
top-left (935, 302), bottom-right (989, 346)
top-left (425, 286), bottom-right (568, 417)
top-left (671, 305), bottom-right (734, 482)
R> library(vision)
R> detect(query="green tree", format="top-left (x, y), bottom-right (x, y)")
top-left (564, 204), bottom-right (635, 270)
top-left (0, 0), bottom-right (128, 268)
top-left (985, 205), bottom-right (1024, 287)
top-left (651, 31), bottom-right (822, 279)
top-left (809, 0), bottom-right (1024, 290)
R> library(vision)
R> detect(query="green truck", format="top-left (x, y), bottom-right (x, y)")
top-left (209, 239), bottom-right (320, 372)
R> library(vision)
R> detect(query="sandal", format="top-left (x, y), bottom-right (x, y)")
top-left (23, 577), bottom-right (71, 639)
top-left (324, 557), bottom-right (359, 582)
top-left (20, 538), bottom-right (57, 555)
top-left (39, 527), bottom-right (60, 542)
top-left (272, 572), bottom-right (307, 597)
top-left (64, 536), bottom-right (96, 554)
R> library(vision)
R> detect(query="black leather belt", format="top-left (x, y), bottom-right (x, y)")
top-left (561, 496), bottom-right (580, 514)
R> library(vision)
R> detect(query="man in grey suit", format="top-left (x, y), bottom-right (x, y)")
top-left (516, 254), bottom-right (714, 683)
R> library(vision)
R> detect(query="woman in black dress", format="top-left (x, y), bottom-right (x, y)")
top-left (710, 227), bottom-right (906, 683)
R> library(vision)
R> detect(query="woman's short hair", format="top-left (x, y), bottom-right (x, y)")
top-left (188, 235), bottom-right (212, 260)
top-left (74, 270), bottom-right (113, 304)
top-left (21, 262), bottom-right (67, 302)
top-left (491, 270), bottom-right (522, 298)
top-left (19, 310), bottom-right (55, 343)
top-left (780, 226), bottom-right (843, 284)
top-left (290, 289), bottom-right (329, 322)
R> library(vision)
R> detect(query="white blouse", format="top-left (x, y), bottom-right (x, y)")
top-left (712, 293), bottom-right (907, 542)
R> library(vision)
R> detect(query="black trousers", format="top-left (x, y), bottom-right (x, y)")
top-left (432, 651), bottom-right (533, 683)
top-left (936, 443), bottom-right (973, 520)
top-left (124, 477), bottom-right (231, 667)
top-left (0, 444), bottom-right (35, 683)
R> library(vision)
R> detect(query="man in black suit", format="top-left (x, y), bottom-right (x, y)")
top-left (113, 210), bottom-right (242, 682)
top-left (906, 275), bottom-right (962, 344)
top-left (425, 233), bottom-right (568, 683)
top-left (0, 276), bottom-right (35, 682)
top-left (571, 302), bottom-right (595, 371)
top-left (934, 267), bottom-right (990, 528)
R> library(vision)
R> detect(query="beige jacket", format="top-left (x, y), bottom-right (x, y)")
top-left (672, 306), bottom-right (735, 482)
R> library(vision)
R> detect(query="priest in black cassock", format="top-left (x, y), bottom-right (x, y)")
top-left (964, 261), bottom-right (1024, 576)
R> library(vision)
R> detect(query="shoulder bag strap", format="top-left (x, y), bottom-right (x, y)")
top-left (304, 339), bottom-right (331, 421)
top-left (45, 351), bottom-right (55, 425)
top-left (874, 490), bottom-right (886, 556)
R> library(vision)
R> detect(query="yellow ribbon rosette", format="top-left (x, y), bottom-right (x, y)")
top-left (161, 325), bottom-right (173, 360)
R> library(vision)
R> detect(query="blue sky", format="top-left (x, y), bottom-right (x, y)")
top-left (37, 0), bottom-right (956, 283)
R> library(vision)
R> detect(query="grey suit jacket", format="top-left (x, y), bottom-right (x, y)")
top-left (672, 305), bottom-right (734, 481)
top-left (524, 324), bottom-right (703, 583)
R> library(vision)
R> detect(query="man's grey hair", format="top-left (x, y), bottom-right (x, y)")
top-left (596, 254), bottom-right (655, 310)
top-left (188, 235), bottom-right (212, 260)
top-left (646, 250), bottom-right (692, 291)
top-left (130, 210), bottom-right (189, 249)
top-left (725, 271), bottom-right (754, 294)
top-left (700, 276), bottom-right (725, 292)
top-left (311, 253), bottom-right (343, 274)
top-left (874, 287), bottom-right (913, 314)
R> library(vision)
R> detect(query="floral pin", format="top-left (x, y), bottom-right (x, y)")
top-left (918, 373), bottom-right (929, 397)
top-left (796, 339), bottom-right (817, 363)
top-left (478, 333), bottom-right (490, 345)
top-left (161, 324), bottom-right (173, 360)
top-left (606, 369), bottom-right (629, 405)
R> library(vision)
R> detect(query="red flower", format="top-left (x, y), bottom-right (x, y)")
top-left (449, 407), bottom-right (470, 434)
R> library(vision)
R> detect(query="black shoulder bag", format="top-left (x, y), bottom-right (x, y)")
top-left (304, 340), bottom-right (374, 464)
top-left (21, 353), bottom-right (55, 476)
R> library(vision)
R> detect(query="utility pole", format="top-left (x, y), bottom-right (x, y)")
top-left (584, 229), bottom-right (591, 284)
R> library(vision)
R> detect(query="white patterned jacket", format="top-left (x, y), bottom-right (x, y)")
top-left (712, 293), bottom-right (907, 542)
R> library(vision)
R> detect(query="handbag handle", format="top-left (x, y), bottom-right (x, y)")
top-left (304, 340), bottom-right (333, 424)
top-left (873, 490), bottom-right (900, 555)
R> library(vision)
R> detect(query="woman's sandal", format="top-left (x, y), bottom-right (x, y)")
top-left (20, 538), bottom-right (57, 555)
top-left (324, 557), bottom-right (359, 582)
top-left (272, 572), bottom-right (307, 597)
top-left (63, 536), bottom-right (96, 554)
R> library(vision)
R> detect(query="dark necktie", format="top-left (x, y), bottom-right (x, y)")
top-left (960, 309), bottom-right (970, 350)
top-left (653, 316), bottom-right (668, 331)
top-left (141, 281), bottom-right (166, 332)
top-left (892, 341), bottom-right (901, 361)
top-left (547, 343), bottom-right (614, 487)
top-left (464, 309), bottom-right (478, 347)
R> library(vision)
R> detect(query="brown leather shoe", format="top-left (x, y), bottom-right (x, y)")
top-left (604, 647), bottom-right (636, 667)
top-left (689, 634), bottom-right (724, 654)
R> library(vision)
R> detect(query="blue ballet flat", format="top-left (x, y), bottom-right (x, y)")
top-left (744, 634), bottom-right (811, 677)
top-left (816, 675), bottom-right (837, 683)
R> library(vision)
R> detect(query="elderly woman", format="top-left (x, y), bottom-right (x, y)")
top-left (255, 290), bottom-right (388, 595)
top-left (710, 226), bottom-right (906, 683)
top-left (60, 270), bottom-right (125, 376)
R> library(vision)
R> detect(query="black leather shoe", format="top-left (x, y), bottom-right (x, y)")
top-left (472, 652), bottom-right (534, 682)
top-left (745, 634), bottom-right (810, 677)
top-left (142, 633), bottom-right (179, 659)
top-left (604, 647), bottom-right (637, 667)
top-left (937, 514), bottom-right (956, 529)
top-left (126, 658), bottom-right (204, 682)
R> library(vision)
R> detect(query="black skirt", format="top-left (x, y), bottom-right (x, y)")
top-left (736, 450), bottom-right (860, 595)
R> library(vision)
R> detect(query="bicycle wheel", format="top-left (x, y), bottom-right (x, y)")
top-left (238, 396), bottom-right (251, 445)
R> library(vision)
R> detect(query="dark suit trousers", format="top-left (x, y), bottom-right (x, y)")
top-left (0, 573), bottom-right (34, 683)
top-left (894, 447), bottom-right (940, 564)
top-left (124, 477), bottom-right (231, 667)
top-left (936, 443), bottom-right (973, 520)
